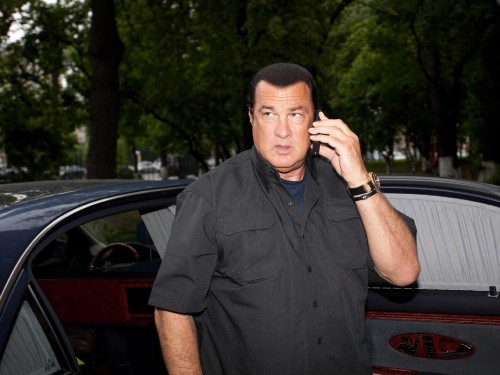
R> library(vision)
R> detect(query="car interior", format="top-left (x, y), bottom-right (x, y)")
top-left (29, 206), bottom-right (177, 374)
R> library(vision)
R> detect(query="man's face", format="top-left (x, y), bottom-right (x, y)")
top-left (250, 80), bottom-right (314, 180)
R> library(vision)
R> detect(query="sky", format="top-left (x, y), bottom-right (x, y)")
top-left (7, 0), bottom-right (58, 43)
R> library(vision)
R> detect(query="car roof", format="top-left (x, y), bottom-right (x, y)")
top-left (0, 180), bottom-right (135, 208)
top-left (379, 175), bottom-right (500, 206)
top-left (1, 175), bottom-right (497, 204)
top-left (0, 179), bottom-right (191, 233)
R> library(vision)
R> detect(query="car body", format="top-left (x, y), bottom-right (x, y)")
top-left (0, 176), bottom-right (498, 374)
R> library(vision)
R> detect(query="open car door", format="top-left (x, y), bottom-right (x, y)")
top-left (368, 185), bottom-right (500, 374)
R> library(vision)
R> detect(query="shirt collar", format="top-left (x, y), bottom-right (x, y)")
top-left (251, 146), bottom-right (319, 192)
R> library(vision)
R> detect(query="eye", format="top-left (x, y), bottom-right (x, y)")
top-left (289, 112), bottom-right (304, 123)
top-left (262, 111), bottom-right (278, 122)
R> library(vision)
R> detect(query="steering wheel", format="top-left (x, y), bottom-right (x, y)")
top-left (89, 242), bottom-right (139, 271)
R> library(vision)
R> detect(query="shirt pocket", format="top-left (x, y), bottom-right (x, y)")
top-left (324, 203), bottom-right (368, 270)
top-left (217, 208), bottom-right (280, 285)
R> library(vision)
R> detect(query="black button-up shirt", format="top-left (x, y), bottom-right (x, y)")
top-left (150, 147), bottom-right (415, 375)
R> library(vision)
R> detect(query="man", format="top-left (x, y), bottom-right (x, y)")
top-left (149, 62), bottom-right (420, 375)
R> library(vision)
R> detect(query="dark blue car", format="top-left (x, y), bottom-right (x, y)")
top-left (0, 177), bottom-right (498, 374)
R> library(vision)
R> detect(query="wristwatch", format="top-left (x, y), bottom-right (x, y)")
top-left (347, 172), bottom-right (380, 201)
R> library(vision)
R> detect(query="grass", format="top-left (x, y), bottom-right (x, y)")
top-left (365, 159), bottom-right (419, 175)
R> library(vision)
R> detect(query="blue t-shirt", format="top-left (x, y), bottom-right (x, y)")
top-left (281, 177), bottom-right (306, 213)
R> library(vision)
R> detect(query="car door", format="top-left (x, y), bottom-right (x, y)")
top-left (31, 197), bottom-right (179, 374)
top-left (1, 182), bottom-right (185, 375)
top-left (0, 277), bottom-right (80, 374)
top-left (367, 183), bottom-right (500, 374)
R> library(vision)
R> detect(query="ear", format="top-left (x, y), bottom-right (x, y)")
top-left (248, 110), bottom-right (253, 125)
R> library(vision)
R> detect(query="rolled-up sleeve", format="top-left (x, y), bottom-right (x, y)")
top-left (149, 190), bottom-right (218, 313)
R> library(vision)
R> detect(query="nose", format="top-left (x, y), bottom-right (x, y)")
top-left (274, 116), bottom-right (292, 139)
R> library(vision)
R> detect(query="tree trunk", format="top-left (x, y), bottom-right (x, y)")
top-left (159, 149), bottom-right (169, 180)
top-left (87, 0), bottom-right (124, 179)
top-left (425, 44), bottom-right (458, 178)
top-left (438, 156), bottom-right (457, 178)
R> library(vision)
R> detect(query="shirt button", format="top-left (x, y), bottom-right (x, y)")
top-left (312, 301), bottom-right (318, 308)
top-left (317, 337), bottom-right (322, 345)
top-left (287, 201), bottom-right (293, 207)
top-left (307, 266), bottom-right (312, 272)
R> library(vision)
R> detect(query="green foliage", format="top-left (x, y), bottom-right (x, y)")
top-left (326, 3), bottom-right (428, 157)
top-left (0, 0), bottom-right (89, 180)
top-left (1, 0), bottom-right (499, 180)
top-left (462, 20), bottom-right (500, 164)
top-left (327, 0), bottom-right (500, 173)
top-left (114, 0), bottom-right (349, 170)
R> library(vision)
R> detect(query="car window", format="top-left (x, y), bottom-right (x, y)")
top-left (0, 290), bottom-right (69, 375)
top-left (32, 209), bottom-right (161, 276)
top-left (82, 210), bottom-right (142, 244)
top-left (141, 205), bottom-right (176, 259)
top-left (386, 193), bottom-right (500, 291)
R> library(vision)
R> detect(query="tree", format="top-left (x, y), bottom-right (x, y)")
top-left (0, 0), bottom-right (87, 180)
top-left (115, 0), bottom-right (354, 174)
top-left (463, 16), bottom-right (500, 181)
top-left (326, 2), bottom-right (429, 173)
top-left (86, 0), bottom-right (124, 178)
top-left (3, 0), bottom-right (499, 182)
top-left (328, 0), bottom-right (500, 178)
top-left (401, 0), bottom-right (497, 177)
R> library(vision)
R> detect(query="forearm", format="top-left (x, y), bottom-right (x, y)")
top-left (308, 113), bottom-right (419, 285)
top-left (154, 308), bottom-right (203, 375)
top-left (355, 192), bottom-right (420, 286)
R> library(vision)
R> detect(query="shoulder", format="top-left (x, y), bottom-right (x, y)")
top-left (183, 150), bottom-right (254, 197)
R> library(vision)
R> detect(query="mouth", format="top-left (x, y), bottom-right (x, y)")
top-left (274, 145), bottom-right (292, 154)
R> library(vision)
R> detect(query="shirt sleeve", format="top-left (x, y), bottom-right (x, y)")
top-left (149, 189), bottom-right (218, 313)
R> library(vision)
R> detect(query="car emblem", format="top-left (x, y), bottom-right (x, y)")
top-left (389, 333), bottom-right (475, 360)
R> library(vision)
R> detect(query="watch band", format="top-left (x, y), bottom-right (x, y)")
top-left (348, 180), bottom-right (377, 196)
top-left (347, 172), bottom-right (380, 197)
top-left (351, 189), bottom-right (378, 201)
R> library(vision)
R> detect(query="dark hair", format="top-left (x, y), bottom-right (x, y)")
top-left (248, 62), bottom-right (318, 114)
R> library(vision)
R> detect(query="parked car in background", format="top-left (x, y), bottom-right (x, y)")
top-left (59, 165), bottom-right (87, 180)
top-left (0, 176), bottom-right (498, 374)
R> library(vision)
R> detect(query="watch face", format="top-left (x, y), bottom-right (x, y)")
top-left (371, 172), bottom-right (381, 189)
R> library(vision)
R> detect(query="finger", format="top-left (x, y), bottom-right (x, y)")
top-left (313, 116), bottom-right (355, 136)
top-left (309, 125), bottom-right (350, 145)
top-left (329, 119), bottom-right (356, 138)
top-left (318, 111), bottom-right (329, 121)
top-left (309, 132), bottom-right (340, 151)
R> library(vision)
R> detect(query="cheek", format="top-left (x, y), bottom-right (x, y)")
top-left (296, 127), bottom-right (312, 145)
top-left (253, 125), bottom-right (272, 145)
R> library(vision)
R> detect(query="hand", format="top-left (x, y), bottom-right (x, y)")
top-left (309, 111), bottom-right (369, 187)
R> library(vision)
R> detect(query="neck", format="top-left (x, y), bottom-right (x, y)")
top-left (278, 166), bottom-right (305, 182)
